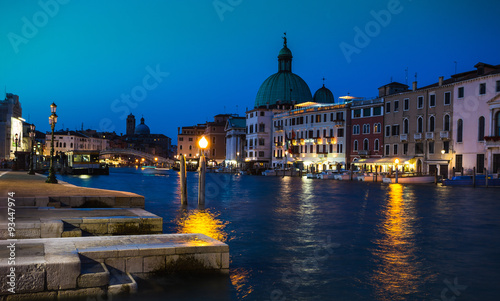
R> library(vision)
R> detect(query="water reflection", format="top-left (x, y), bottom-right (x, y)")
top-left (175, 208), bottom-right (230, 243)
top-left (230, 267), bottom-right (254, 299)
top-left (371, 184), bottom-right (421, 300)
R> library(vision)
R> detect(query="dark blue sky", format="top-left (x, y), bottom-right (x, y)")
top-left (1, 0), bottom-right (499, 140)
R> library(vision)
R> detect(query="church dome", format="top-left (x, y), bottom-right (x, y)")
top-left (135, 117), bottom-right (150, 135)
top-left (254, 35), bottom-right (312, 108)
top-left (313, 84), bottom-right (335, 104)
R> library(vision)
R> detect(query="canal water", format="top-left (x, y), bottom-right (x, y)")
top-left (59, 167), bottom-right (500, 301)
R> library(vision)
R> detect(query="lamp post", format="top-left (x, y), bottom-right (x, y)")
top-left (236, 152), bottom-right (240, 170)
top-left (198, 136), bottom-right (208, 206)
top-left (394, 158), bottom-right (400, 183)
top-left (46, 102), bottom-right (58, 184)
top-left (28, 124), bottom-right (36, 175)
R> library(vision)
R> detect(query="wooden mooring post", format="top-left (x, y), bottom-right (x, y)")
top-left (180, 155), bottom-right (187, 205)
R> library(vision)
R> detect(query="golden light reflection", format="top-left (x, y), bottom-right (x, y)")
top-left (371, 184), bottom-right (423, 300)
top-left (230, 267), bottom-right (254, 299)
top-left (175, 209), bottom-right (230, 243)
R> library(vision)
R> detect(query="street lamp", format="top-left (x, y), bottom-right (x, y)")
top-left (236, 152), bottom-right (240, 169)
top-left (198, 136), bottom-right (208, 206)
top-left (441, 149), bottom-right (445, 155)
top-left (46, 102), bottom-right (58, 183)
top-left (28, 124), bottom-right (36, 175)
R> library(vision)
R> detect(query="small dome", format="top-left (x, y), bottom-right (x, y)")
top-left (278, 46), bottom-right (292, 58)
top-left (135, 117), bottom-right (150, 135)
top-left (313, 85), bottom-right (335, 104)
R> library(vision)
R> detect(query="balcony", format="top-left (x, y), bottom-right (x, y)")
top-left (414, 133), bottom-right (422, 141)
top-left (358, 150), bottom-right (370, 156)
top-left (425, 132), bottom-right (434, 140)
top-left (485, 136), bottom-right (500, 148)
top-left (334, 119), bottom-right (345, 127)
top-left (440, 131), bottom-right (449, 140)
top-left (400, 134), bottom-right (408, 142)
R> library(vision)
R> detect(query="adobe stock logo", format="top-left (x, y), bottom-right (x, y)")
top-left (7, 0), bottom-right (70, 54)
top-left (213, 0), bottom-right (243, 22)
top-left (339, 0), bottom-right (404, 63)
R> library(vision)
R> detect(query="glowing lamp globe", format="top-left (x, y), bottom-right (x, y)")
top-left (199, 136), bottom-right (208, 149)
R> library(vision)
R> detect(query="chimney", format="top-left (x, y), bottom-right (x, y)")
top-left (439, 76), bottom-right (444, 86)
top-left (412, 81), bottom-right (417, 91)
top-left (177, 127), bottom-right (180, 135)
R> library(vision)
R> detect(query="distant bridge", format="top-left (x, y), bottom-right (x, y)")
top-left (100, 148), bottom-right (174, 164)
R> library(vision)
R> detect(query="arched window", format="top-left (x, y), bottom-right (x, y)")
top-left (374, 139), bottom-right (379, 151)
top-left (444, 114), bottom-right (450, 131)
top-left (496, 112), bottom-right (500, 136)
top-left (363, 139), bottom-right (369, 150)
top-left (457, 119), bottom-right (463, 143)
top-left (403, 118), bottom-right (409, 134)
top-left (429, 116), bottom-right (435, 132)
top-left (478, 116), bottom-right (485, 141)
top-left (417, 117), bottom-right (423, 133)
top-left (354, 140), bottom-right (358, 151)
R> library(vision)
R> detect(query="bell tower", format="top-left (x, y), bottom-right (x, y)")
top-left (126, 113), bottom-right (135, 136)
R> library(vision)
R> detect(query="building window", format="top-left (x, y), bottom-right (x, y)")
top-left (403, 143), bottom-right (408, 155)
top-left (496, 111), bottom-right (500, 136)
top-left (180, 145), bottom-right (183, 150)
top-left (456, 154), bottom-right (463, 170)
top-left (189, 145), bottom-right (192, 150)
top-left (374, 139), bottom-right (379, 151)
top-left (417, 117), bottom-right (423, 133)
top-left (385, 144), bottom-right (390, 156)
top-left (458, 87), bottom-right (464, 98)
top-left (479, 83), bottom-right (486, 95)
top-left (497, 80), bottom-right (500, 92)
top-left (212, 137), bottom-right (216, 144)
top-left (70, 143), bottom-right (73, 148)
top-left (385, 102), bottom-right (391, 113)
top-left (457, 119), bottom-right (463, 143)
top-left (444, 114), bottom-right (450, 131)
top-left (337, 128), bottom-right (344, 137)
top-left (417, 96), bottom-right (424, 109)
top-left (330, 128), bottom-right (334, 137)
top-left (260, 111), bottom-right (264, 116)
top-left (337, 143), bottom-right (343, 153)
top-left (259, 151), bottom-right (265, 157)
top-left (429, 141), bottom-right (434, 154)
top-left (374, 123), bottom-right (381, 133)
top-left (363, 124), bottom-right (370, 134)
top-left (363, 108), bottom-right (371, 117)
top-left (385, 125), bottom-right (391, 137)
top-left (392, 125), bottom-right (400, 136)
top-left (443, 141), bottom-right (449, 153)
top-left (363, 139), bottom-right (369, 150)
top-left (330, 144), bottom-right (333, 153)
top-left (323, 114), bottom-right (327, 122)
top-left (373, 106), bottom-right (382, 116)
top-left (353, 140), bottom-right (358, 151)
top-left (444, 92), bottom-right (451, 105)
top-left (429, 116), bottom-right (435, 132)
top-left (429, 94), bottom-right (436, 107)
top-left (212, 149), bottom-right (216, 156)
top-left (259, 138), bottom-right (265, 146)
top-left (393, 144), bottom-right (398, 155)
top-left (404, 98), bottom-right (409, 111)
top-left (477, 154), bottom-right (485, 173)
top-left (478, 116), bottom-right (485, 141)
top-left (353, 125), bottom-right (360, 135)
top-left (415, 142), bottom-right (424, 154)
top-left (394, 100), bottom-right (399, 112)
top-left (179, 137), bottom-right (184, 141)
top-left (403, 118), bottom-right (409, 134)
top-left (353, 109), bottom-right (361, 118)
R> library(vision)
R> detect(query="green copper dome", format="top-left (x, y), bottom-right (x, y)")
top-left (313, 85), bottom-right (335, 104)
top-left (254, 36), bottom-right (312, 108)
top-left (135, 117), bottom-right (150, 135)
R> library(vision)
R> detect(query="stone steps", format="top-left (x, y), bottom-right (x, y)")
top-left (107, 265), bottom-right (138, 295)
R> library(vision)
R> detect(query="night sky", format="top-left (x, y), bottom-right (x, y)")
top-left (1, 0), bottom-right (499, 140)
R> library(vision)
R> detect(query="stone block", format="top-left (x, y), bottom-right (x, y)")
top-left (77, 262), bottom-right (109, 288)
top-left (80, 223), bottom-right (108, 235)
top-left (10, 258), bottom-right (46, 294)
top-left (78, 246), bottom-right (118, 260)
top-left (82, 217), bottom-right (109, 224)
top-left (68, 196), bottom-right (85, 208)
top-left (61, 229), bottom-right (82, 237)
top-left (193, 253), bottom-right (220, 269)
top-left (57, 287), bottom-right (107, 301)
top-left (108, 272), bottom-right (137, 295)
top-left (15, 228), bottom-right (41, 239)
top-left (114, 197), bottom-right (131, 207)
top-left (115, 245), bottom-right (139, 257)
top-left (16, 197), bottom-right (35, 206)
top-left (104, 258), bottom-right (125, 271)
top-left (129, 197), bottom-right (145, 208)
top-left (137, 244), bottom-right (176, 256)
top-left (45, 254), bottom-right (80, 290)
top-left (40, 220), bottom-right (63, 238)
top-left (4, 291), bottom-right (57, 300)
top-left (125, 257), bottom-right (143, 273)
top-left (143, 256), bottom-right (165, 273)
top-left (221, 252), bottom-right (229, 269)
top-left (35, 197), bottom-right (49, 207)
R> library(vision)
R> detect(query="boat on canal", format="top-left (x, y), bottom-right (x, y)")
top-left (442, 174), bottom-right (500, 186)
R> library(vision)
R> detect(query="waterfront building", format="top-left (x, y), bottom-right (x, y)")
top-left (452, 62), bottom-right (500, 174)
top-left (177, 124), bottom-right (207, 162)
top-left (349, 97), bottom-right (385, 167)
top-left (272, 100), bottom-right (348, 171)
top-left (381, 78), bottom-right (454, 177)
top-left (224, 116), bottom-right (246, 167)
top-left (204, 114), bottom-right (235, 164)
top-left (44, 130), bottom-right (109, 156)
top-left (124, 115), bottom-right (172, 159)
top-left (0, 93), bottom-right (25, 160)
top-left (245, 35), bottom-right (333, 170)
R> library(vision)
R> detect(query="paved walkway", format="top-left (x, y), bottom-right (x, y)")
top-left (0, 171), bottom-right (144, 208)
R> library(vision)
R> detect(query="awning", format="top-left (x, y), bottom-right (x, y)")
top-left (425, 159), bottom-right (450, 164)
top-left (354, 156), bottom-right (414, 164)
